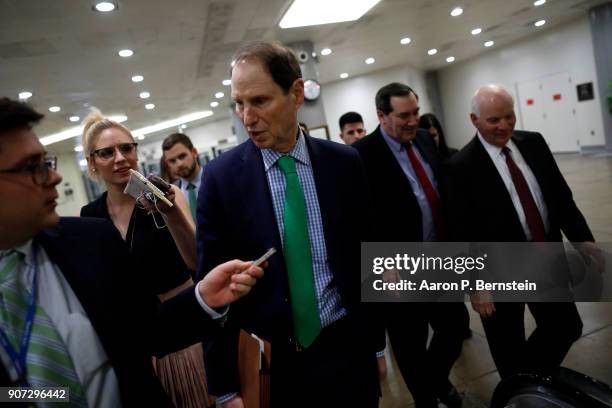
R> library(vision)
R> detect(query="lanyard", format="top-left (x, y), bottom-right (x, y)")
top-left (0, 245), bottom-right (39, 386)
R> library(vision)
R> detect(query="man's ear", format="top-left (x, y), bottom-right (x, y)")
top-left (470, 113), bottom-right (479, 126)
top-left (191, 147), bottom-right (199, 156)
top-left (376, 110), bottom-right (386, 123)
top-left (292, 78), bottom-right (305, 108)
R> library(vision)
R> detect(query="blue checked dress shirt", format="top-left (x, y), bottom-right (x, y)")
top-left (261, 131), bottom-right (347, 329)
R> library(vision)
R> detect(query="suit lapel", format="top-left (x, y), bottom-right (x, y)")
top-left (512, 132), bottom-right (548, 199)
top-left (468, 135), bottom-right (514, 199)
top-left (37, 225), bottom-right (112, 321)
top-left (371, 128), bottom-right (415, 193)
top-left (236, 141), bottom-right (285, 272)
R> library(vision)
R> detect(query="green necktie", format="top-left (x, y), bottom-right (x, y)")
top-left (277, 156), bottom-right (321, 348)
top-left (0, 251), bottom-right (87, 407)
top-left (187, 183), bottom-right (197, 221)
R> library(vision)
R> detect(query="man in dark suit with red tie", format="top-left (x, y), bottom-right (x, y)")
top-left (444, 84), bottom-right (602, 379)
top-left (353, 83), bottom-right (466, 408)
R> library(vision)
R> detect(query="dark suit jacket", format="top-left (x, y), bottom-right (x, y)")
top-left (1, 217), bottom-right (220, 407)
top-left (196, 135), bottom-right (376, 395)
top-left (352, 126), bottom-right (442, 242)
top-left (443, 131), bottom-right (593, 242)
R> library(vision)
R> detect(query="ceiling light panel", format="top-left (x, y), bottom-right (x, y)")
top-left (279, 0), bottom-right (381, 29)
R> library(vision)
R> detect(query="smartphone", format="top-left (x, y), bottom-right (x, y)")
top-left (147, 174), bottom-right (172, 195)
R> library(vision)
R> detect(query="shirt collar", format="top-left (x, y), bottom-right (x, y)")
top-left (380, 126), bottom-right (408, 153)
top-left (0, 240), bottom-right (34, 268)
top-left (477, 131), bottom-right (518, 159)
top-left (181, 166), bottom-right (203, 188)
top-left (261, 129), bottom-right (311, 172)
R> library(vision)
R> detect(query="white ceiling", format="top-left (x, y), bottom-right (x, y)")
top-left (0, 0), bottom-right (605, 154)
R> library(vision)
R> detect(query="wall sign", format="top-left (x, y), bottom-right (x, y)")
top-left (576, 82), bottom-right (594, 101)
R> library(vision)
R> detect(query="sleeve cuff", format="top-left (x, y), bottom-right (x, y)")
top-left (195, 280), bottom-right (229, 320)
top-left (376, 349), bottom-right (385, 358)
top-left (216, 392), bottom-right (239, 405)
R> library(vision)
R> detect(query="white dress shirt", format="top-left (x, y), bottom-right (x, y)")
top-left (477, 133), bottom-right (549, 240)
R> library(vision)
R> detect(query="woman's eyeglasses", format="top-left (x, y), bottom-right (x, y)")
top-left (91, 142), bottom-right (138, 160)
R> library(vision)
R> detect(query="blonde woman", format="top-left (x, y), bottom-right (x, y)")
top-left (79, 111), bottom-right (214, 407)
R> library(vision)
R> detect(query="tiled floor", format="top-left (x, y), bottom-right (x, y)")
top-left (379, 153), bottom-right (612, 408)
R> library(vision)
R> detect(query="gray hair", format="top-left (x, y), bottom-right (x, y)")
top-left (471, 84), bottom-right (514, 116)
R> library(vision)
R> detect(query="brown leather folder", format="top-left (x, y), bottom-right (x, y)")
top-left (238, 329), bottom-right (271, 408)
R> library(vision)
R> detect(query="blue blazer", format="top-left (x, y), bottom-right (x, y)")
top-left (197, 135), bottom-right (376, 395)
top-left (1, 217), bottom-right (219, 407)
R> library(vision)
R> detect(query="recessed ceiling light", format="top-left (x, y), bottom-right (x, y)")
top-left (131, 75), bottom-right (144, 83)
top-left (94, 2), bottom-right (116, 12)
top-left (137, 135), bottom-right (145, 140)
top-left (139, 91), bottom-right (151, 99)
top-left (215, 92), bottom-right (224, 99)
top-left (484, 40), bottom-right (495, 47)
top-left (49, 106), bottom-right (61, 113)
top-left (365, 57), bottom-right (375, 64)
top-left (534, 19), bottom-right (546, 27)
top-left (427, 48), bottom-right (438, 55)
top-left (18, 91), bottom-right (32, 100)
top-left (400, 37), bottom-right (412, 45)
top-left (222, 79), bottom-right (231, 86)
top-left (340, 72), bottom-right (349, 79)
top-left (450, 7), bottom-right (463, 17)
top-left (210, 101), bottom-right (219, 108)
top-left (145, 103), bottom-right (155, 110)
top-left (69, 116), bottom-right (80, 122)
top-left (446, 56), bottom-right (456, 63)
top-left (180, 124), bottom-right (187, 130)
top-left (79, 159), bottom-right (88, 167)
top-left (321, 48), bottom-right (332, 56)
top-left (74, 145), bottom-right (84, 152)
top-left (118, 49), bottom-right (134, 58)
top-left (534, 0), bottom-right (546, 6)
top-left (471, 27), bottom-right (482, 35)
top-left (279, 0), bottom-right (382, 29)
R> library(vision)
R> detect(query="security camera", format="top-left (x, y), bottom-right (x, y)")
top-left (297, 50), bottom-right (309, 63)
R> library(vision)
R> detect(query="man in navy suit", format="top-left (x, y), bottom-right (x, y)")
top-left (444, 84), bottom-right (602, 378)
top-left (0, 97), bottom-right (263, 406)
top-left (352, 83), bottom-right (466, 408)
top-left (197, 40), bottom-right (379, 407)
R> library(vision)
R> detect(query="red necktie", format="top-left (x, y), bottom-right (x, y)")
top-left (502, 146), bottom-right (547, 241)
top-left (405, 143), bottom-right (446, 240)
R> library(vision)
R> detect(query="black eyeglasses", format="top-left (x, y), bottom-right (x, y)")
top-left (0, 156), bottom-right (57, 185)
top-left (91, 142), bottom-right (138, 160)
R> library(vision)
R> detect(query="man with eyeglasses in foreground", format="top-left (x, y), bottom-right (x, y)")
top-left (0, 97), bottom-right (265, 407)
